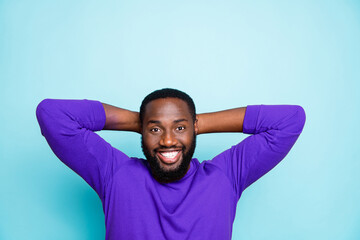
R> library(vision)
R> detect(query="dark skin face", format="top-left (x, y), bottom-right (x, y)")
top-left (141, 98), bottom-right (198, 184)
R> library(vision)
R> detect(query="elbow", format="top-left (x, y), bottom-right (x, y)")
top-left (36, 99), bottom-right (57, 134)
top-left (297, 105), bottom-right (306, 129)
top-left (291, 105), bottom-right (306, 134)
top-left (36, 99), bottom-right (53, 119)
top-left (36, 99), bottom-right (49, 136)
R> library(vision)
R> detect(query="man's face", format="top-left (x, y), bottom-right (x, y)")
top-left (141, 98), bottom-right (198, 184)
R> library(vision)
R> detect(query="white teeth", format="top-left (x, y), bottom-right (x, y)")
top-left (160, 151), bottom-right (179, 158)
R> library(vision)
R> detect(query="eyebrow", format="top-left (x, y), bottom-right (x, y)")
top-left (147, 119), bottom-right (188, 125)
top-left (174, 118), bottom-right (188, 123)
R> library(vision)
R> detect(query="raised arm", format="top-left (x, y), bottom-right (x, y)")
top-left (196, 107), bottom-right (247, 134)
top-left (101, 103), bottom-right (141, 133)
top-left (36, 99), bottom-right (133, 199)
top-left (206, 104), bottom-right (306, 200)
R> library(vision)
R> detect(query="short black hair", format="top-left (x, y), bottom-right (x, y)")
top-left (139, 88), bottom-right (196, 126)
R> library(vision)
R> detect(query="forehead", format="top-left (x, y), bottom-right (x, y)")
top-left (144, 98), bottom-right (191, 120)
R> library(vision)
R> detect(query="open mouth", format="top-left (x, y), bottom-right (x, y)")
top-left (156, 150), bottom-right (181, 165)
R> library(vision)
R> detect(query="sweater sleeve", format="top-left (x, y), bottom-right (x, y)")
top-left (209, 105), bottom-right (306, 201)
top-left (36, 99), bottom-right (129, 200)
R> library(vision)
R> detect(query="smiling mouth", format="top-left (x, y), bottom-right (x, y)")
top-left (156, 151), bottom-right (181, 164)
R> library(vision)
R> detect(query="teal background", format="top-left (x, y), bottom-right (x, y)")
top-left (1, 0), bottom-right (359, 239)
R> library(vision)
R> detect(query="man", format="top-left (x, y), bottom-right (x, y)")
top-left (36, 88), bottom-right (306, 240)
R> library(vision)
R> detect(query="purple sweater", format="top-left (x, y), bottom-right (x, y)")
top-left (36, 99), bottom-right (305, 240)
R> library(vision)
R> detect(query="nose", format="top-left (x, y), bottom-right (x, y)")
top-left (159, 131), bottom-right (178, 147)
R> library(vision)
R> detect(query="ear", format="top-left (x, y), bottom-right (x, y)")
top-left (194, 117), bottom-right (199, 135)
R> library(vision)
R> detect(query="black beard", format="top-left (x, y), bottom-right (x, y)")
top-left (141, 133), bottom-right (196, 184)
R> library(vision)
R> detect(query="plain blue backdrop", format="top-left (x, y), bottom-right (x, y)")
top-left (1, 0), bottom-right (359, 239)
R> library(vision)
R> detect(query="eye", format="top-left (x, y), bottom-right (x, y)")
top-left (150, 127), bottom-right (160, 133)
top-left (176, 126), bottom-right (185, 131)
